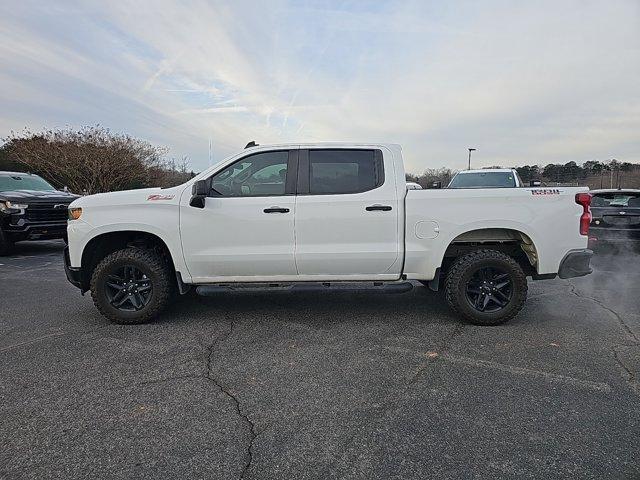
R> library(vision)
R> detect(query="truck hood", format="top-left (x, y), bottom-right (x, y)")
top-left (70, 186), bottom-right (185, 208)
top-left (0, 189), bottom-right (80, 203)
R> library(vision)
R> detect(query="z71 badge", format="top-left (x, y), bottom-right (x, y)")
top-left (531, 189), bottom-right (561, 195)
top-left (147, 194), bottom-right (175, 201)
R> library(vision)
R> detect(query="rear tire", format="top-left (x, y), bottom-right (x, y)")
top-left (90, 247), bottom-right (173, 324)
top-left (445, 249), bottom-right (527, 326)
top-left (0, 227), bottom-right (14, 256)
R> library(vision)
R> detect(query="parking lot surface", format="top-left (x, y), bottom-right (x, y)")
top-left (1, 241), bottom-right (639, 480)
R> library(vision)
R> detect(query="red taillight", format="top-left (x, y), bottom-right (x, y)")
top-left (575, 192), bottom-right (592, 236)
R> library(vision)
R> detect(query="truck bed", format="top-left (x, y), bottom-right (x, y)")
top-left (402, 187), bottom-right (589, 280)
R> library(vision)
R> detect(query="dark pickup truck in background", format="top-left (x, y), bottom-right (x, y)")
top-left (0, 171), bottom-right (79, 255)
top-left (589, 189), bottom-right (640, 251)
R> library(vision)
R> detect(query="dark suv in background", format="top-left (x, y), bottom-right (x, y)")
top-left (0, 171), bottom-right (79, 255)
top-left (589, 189), bottom-right (640, 251)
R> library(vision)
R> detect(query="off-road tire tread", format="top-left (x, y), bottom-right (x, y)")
top-left (445, 249), bottom-right (527, 326)
top-left (90, 247), bottom-right (172, 324)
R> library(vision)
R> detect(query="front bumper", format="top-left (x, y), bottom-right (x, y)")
top-left (558, 249), bottom-right (593, 279)
top-left (3, 217), bottom-right (68, 241)
top-left (64, 246), bottom-right (84, 291)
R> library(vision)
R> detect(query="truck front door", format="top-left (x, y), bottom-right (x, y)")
top-left (180, 149), bottom-right (298, 282)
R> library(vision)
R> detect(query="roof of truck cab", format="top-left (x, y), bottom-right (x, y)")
top-left (244, 142), bottom-right (402, 150)
top-left (455, 168), bottom-right (516, 174)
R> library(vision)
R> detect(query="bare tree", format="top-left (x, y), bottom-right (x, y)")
top-left (147, 156), bottom-right (195, 188)
top-left (1, 126), bottom-right (191, 193)
top-left (407, 167), bottom-right (457, 188)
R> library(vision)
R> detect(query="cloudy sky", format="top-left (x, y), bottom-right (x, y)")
top-left (0, 0), bottom-right (638, 173)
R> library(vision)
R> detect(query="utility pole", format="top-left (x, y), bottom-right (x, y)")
top-left (208, 139), bottom-right (213, 168)
top-left (610, 168), bottom-right (613, 188)
top-left (610, 158), bottom-right (617, 189)
top-left (468, 148), bottom-right (476, 170)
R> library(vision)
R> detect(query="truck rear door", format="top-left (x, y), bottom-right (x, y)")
top-left (294, 147), bottom-right (401, 277)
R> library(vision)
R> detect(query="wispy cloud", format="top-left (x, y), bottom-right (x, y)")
top-left (0, 0), bottom-right (638, 172)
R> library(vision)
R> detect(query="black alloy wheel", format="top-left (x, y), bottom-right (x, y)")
top-left (104, 265), bottom-right (153, 311)
top-left (465, 266), bottom-right (513, 313)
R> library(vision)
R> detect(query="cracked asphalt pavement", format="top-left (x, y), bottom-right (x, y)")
top-left (1, 241), bottom-right (639, 479)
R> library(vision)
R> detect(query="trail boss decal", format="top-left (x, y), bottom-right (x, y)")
top-left (147, 194), bottom-right (175, 201)
top-left (531, 189), bottom-right (561, 196)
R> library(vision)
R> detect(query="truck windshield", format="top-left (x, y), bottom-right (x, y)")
top-left (0, 174), bottom-right (56, 192)
top-left (448, 172), bottom-right (516, 189)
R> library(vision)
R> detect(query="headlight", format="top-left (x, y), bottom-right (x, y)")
top-left (0, 201), bottom-right (27, 212)
top-left (68, 207), bottom-right (83, 220)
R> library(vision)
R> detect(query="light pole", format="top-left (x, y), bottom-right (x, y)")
top-left (468, 148), bottom-right (476, 170)
top-left (610, 159), bottom-right (616, 189)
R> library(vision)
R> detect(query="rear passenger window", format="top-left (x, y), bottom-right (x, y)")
top-left (309, 149), bottom-right (383, 194)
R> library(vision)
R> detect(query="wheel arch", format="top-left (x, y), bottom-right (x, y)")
top-left (79, 230), bottom-right (177, 291)
top-left (440, 227), bottom-right (540, 277)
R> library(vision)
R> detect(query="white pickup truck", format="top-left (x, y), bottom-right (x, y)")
top-left (65, 143), bottom-right (593, 326)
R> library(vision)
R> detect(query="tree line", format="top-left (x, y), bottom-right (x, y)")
top-left (0, 126), bottom-right (195, 194)
top-left (514, 160), bottom-right (639, 188)
top-left (407, 160), bottom-right (640, 189)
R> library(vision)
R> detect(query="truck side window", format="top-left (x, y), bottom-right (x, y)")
top-left (308, 149), bottom-right (383, 194)
top-left (211, 151), bottom-right (289, 197)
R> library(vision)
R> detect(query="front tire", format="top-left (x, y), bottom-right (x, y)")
top-left (0, 227), bottom-right (14, 256)
top-left (90, 247), bottom-right (173, 324)
top-left (445, 249), bottom-right (527, 326)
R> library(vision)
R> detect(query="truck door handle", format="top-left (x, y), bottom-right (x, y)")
top-left (263, 207), bottom-right (290, 213)
top-left (366, 205), bottom-right (392, 211)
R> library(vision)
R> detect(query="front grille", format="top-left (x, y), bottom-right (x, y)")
top-left (24, 203), bottom-right (69, 222)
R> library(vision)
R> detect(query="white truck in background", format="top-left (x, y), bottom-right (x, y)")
top-left (447, 168), bottom-right (525, 189)
top-left (65, 143), bottom-right (593, 326)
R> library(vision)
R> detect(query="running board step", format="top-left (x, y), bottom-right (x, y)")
top-left (195, 281), bottom-right (414, 296)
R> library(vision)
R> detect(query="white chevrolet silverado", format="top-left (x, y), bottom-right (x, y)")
top-left (65, 143), bottom-right (593, 326)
